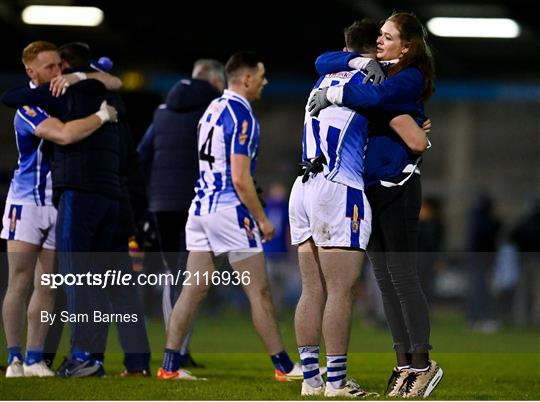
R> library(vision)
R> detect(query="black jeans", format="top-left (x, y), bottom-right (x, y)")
top-left (366, 174), bottom-right (432, 353)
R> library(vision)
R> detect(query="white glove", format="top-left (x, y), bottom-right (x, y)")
top-left (348, 57), bottom-right (371, 70)
top-left (94, 101), bottom-right (118, 124)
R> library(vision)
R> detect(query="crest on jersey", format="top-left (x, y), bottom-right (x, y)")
top-left (8, 205), bottom-right (22, 238)
top-left (351, 204), bottom-right (360, 233)
top-left (239, 120), bottom-right (248, 145)
top-left (22, 106), bottom-right (37, 117)
top-left (244, 217), bottom-right (254, 240)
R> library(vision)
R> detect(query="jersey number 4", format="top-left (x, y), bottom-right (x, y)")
top-left (198, 125), bottom-right (216, 169)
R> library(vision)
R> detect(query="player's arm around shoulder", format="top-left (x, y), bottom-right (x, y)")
top-left (49, 71), bottom-right (122, 97)
top-left (35, 101), bottom-right (118, 145)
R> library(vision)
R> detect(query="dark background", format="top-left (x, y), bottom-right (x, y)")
top-left (1, 0), bottom-right (539, 79)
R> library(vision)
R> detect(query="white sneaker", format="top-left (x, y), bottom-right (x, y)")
top-left (23, 361), bottom-right (55, 377)
top-left (301, 380), bottom-right (325, 396)
top-left (6, 356), bottom-right (24, 378)
top-left (325, 379), bottom-right (367, 398)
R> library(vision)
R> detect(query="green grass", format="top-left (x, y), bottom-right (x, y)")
top-left (1, 310), bottom-right (539, 400)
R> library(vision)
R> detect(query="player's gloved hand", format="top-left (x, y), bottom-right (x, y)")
top-left (257, 216), bottom-right (275, 243)
top-left (308, 87), bottom-right (331, 117)
top-left (362, 59), bottom-right (386, 84)
top-left (94, 100), bottom-right (118, 124)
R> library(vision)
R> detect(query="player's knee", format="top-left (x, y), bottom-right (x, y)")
top-left (200, 283), bottom-right (211, 298)
top-left (256, 284), bottom-right (271, 300)
top-left (301, 284), bottom-right (326, 300)
top-left (35, 283), bottom-right (56, 298)
top-left (326, 281), bottom-right (355, 298)
top-left (7, 278), bottom-right (32, 297)
top-left (247, 284), bottom-right (272, 301)
top-left (187, 281), bottom-right (211, 301)
top-left (303, 278), bottom-right (326, 292)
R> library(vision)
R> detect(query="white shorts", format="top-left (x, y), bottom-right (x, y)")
top-left (186, 204), bottom-right (263, 255)
top-left (289, 174), bottom-right (371, 249)
top-left (0, 202), bottom-right (57, 249)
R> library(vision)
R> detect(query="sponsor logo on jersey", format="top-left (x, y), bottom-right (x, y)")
top-left (244, 217), bottom-right (254, 240)
top-left (22, 106), bottom-right (37, 117)
top-left (327, 71), bottom-right (355, 79)
top-left (239, 120), bottom-right (248, 145)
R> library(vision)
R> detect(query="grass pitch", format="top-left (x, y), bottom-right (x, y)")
top-left (1, 311), bottom-right (538, 400)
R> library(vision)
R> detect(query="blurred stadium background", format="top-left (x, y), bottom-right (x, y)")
top-left (0, 0), bottom-right (539, 390)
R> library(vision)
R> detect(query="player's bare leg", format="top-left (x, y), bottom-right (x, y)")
top-left (165, 251), bottom-right (215, 350)
top-left (294, 238), bottom-right (328, 394)
top-left (27, 248), bottom-right (56, 350)
top-left (3, 240), bottom-right (40, 377)
top-left (232, 251), bottom-right (284, 354)
top-left (319, 248), bottom-right (363, 354)
top-left (2, 240), bottom-right (40, 349)
top-left (319, 248), bottom-right (364, 394)
top-left (158, 251), bottom-right (214, 380)
top-left (295, 238), bottom-right (326, 346)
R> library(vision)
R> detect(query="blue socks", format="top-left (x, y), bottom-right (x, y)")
top-left (25, 349), bottom-right (44, 365)
top-left (162, 348), bottom-right (181, 372)
top-left (327, 354), bottom-right (347, 389)
top-left (299, 345), bottom-right (323, 387)
top-left (8, 347), bottom-right (46, 366)
top-left (271, 351), bottom-right (294, 373)
top-left (8, 346), bottom-right (23, 365)
top-left (72, 347), bottom-right (91, 362)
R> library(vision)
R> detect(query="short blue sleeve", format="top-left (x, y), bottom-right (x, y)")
top-left (230, 102), bottom-right (255, 156)
top-left (16, 106), bottom-right (49, 130)
top-left (315, 51), bottom-right (358, 75)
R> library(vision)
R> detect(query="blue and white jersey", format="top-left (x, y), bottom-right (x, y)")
top-left (6, 102), bottom-right (52, 206)
top-left (303, 70), bottom-right (369, 190)
top-left (189, 89), bottom-right (260, 216)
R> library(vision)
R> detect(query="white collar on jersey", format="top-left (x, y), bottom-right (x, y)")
top-left (29, 81), bottom-right (37, 89)
top-left (223, 89), bottom-right (252, 111)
